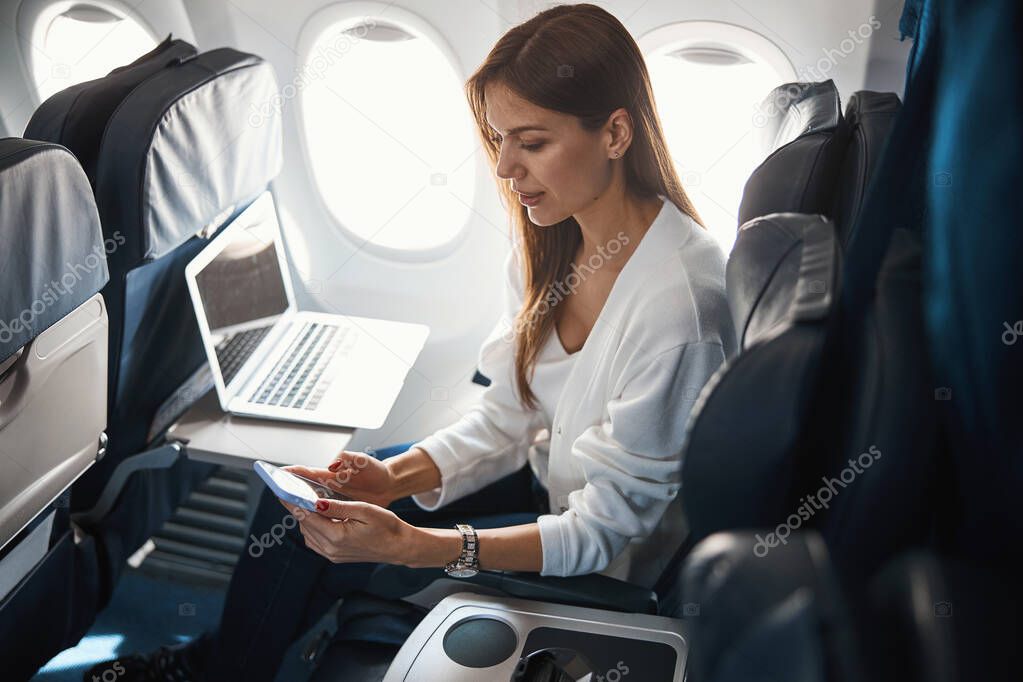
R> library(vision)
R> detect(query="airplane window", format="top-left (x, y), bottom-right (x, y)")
top-left (642, 22), bottom-right (796, 253)
top-left (30, 3), bottom-right (157, 101)
top-left (298, 13), bottom-right (476, 255)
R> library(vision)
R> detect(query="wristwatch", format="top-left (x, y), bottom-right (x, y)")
top-left (444, 523), bottom-right (479, 578)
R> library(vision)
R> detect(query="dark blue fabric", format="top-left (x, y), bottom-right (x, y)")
top-left (925, 0), bottom-right (1023, 564)
top-left (899, 0), bottom-right (937, 82)
top-left (205, 442), bottom-right (546, 682)
top-left (841, 0), bottom-right (938, 316)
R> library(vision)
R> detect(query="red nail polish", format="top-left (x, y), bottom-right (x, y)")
top-left (327, 461), bottom-right (341, 472)
top-left (316, 500), bottom-right (329, 512)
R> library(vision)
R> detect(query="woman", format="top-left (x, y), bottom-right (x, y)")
top-left (88, 4), bottom-right (735, 680)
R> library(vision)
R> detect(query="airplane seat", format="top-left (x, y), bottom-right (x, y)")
top-left (680, 80), bottom-right (906, 566)
top-left (0, 138), bottom-right (110, 679)
top-left (678, 531), bottom-right (861, 682)
top-left (831, 91), bottom-right (902, 242)
top-left (738, 79), bottom-right (849, 228)
top-left (21, 39), bottom-right (283, 636)
top-left (676, 212), bottom-right (842, 586)
top-left (678, 531), bottom-right (995, 682)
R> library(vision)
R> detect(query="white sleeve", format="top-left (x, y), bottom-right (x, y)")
top-left (536, 341), bottom-right (726, 577)
top-left (411, 249), bottom-right (542, 511)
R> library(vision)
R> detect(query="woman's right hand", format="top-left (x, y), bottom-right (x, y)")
top-left (285, 450), bottom-right (397, 508)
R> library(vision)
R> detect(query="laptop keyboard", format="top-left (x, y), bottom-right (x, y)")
top-left (249, 322), bottom-right (349, 410)
top-left (216, 326), bottom-right (272, 387)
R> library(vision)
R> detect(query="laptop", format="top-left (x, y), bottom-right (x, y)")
top-left (184, 191), bottom-right (429, 429)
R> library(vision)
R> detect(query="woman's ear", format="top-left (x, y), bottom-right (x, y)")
top-left (606, 107), bottom-right (634, 159)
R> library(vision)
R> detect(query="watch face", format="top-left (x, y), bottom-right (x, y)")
top-left (447, 566), bottom-right (479, 578)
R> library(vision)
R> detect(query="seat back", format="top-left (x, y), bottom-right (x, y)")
top-left (679, 531), bottom-right (861, 682)
top-left (0, 138), bottom-right (109, 679)
top-left (832, 91), bottom-right (901, 240)
top-left (0, 138), bottom-right (108, 552)
top-left (678, 82), bottom-right (905, 577)
top-left (682, 213), bottom-right (841, 542)
top-left (25, 42), bottom-right (283, 509)
top-left (25, 36), bottom-right (198, 188)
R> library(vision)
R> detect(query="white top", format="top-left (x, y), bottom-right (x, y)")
top-left (412, 198), bottom-right (736, 587)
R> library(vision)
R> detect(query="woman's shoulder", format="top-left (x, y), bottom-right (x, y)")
top-left (619, 210), bottom-right (734, 356)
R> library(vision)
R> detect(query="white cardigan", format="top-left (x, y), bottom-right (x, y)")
top-left (412, 198), bottom-right (735, 587)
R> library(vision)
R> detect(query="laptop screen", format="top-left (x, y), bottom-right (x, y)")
top-left (193, 196), bottom-right (290, 385)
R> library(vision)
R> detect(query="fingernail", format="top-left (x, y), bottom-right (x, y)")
top-left (315, 500), bottom-right (329, 512)
top-left (327, 461), bottom-right (341, 472)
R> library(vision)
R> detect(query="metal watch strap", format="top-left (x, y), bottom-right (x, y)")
top-left (455, 523), bottom-right (478, 567)
top-left (445, 523), bottom-right (478, 576)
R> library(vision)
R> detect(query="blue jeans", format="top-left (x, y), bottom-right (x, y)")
top-left (205, 443), bottom-right (547, 681)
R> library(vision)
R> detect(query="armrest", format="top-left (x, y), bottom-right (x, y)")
top-left (367, 565), bottom-right (658, 615)
top-left (468, 571), bottom-right (659, 614)
top-left (70, 441), bottom-right (185, 527)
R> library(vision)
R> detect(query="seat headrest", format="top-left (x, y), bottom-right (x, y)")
top-left (727, 213), bottom-right (836, 351)
top-left (739, 80), bottom-right (848, 226)
top-left (95, 48), bottom-right (283, 270)
top-left (0, 138), bottom-right (107, 364)
top-left (833, 90), bottom-right (902, 244)
top-left (754, 80), bottom-right (843, 157)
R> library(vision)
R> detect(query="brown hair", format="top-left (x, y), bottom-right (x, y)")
top-left (466, 3), bottom-right (703, 409)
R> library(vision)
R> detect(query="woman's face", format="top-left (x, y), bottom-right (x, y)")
top-left (484, 81), bottom-right (615, 227)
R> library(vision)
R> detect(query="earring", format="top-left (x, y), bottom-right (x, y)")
top-left (612, 151), bottom-right (619, 158)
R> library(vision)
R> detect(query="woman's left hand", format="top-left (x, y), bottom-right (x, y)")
top-left (278, 497), bottom-right (411, 564)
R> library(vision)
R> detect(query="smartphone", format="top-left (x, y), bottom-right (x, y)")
top-left (253, 460), bottom-right (350, 511)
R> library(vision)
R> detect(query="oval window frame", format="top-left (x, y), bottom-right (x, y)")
top-left (638, 21), bottom-right (797, 251)
top-left (294, 1), bottom-right (478, 262)
top-left (19, 0), bottom-right (159, 104)
top-left (639, 21), bottom-right (796, 84)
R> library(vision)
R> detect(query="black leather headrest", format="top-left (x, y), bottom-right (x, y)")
top-left (754, 80), bottom-right (843, 156)
top-left (0, 138), bottom-right (107, 364)
top-left (739, 80), bottom-right (848, 226)
top-left (727, 213), bottom-right (836, 351)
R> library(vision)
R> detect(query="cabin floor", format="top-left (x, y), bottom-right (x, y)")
top-left (30, 565), bottom-right (331, 681)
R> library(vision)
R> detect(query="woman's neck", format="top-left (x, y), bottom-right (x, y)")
top-left (573, 185), bottom-right (663, 269)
